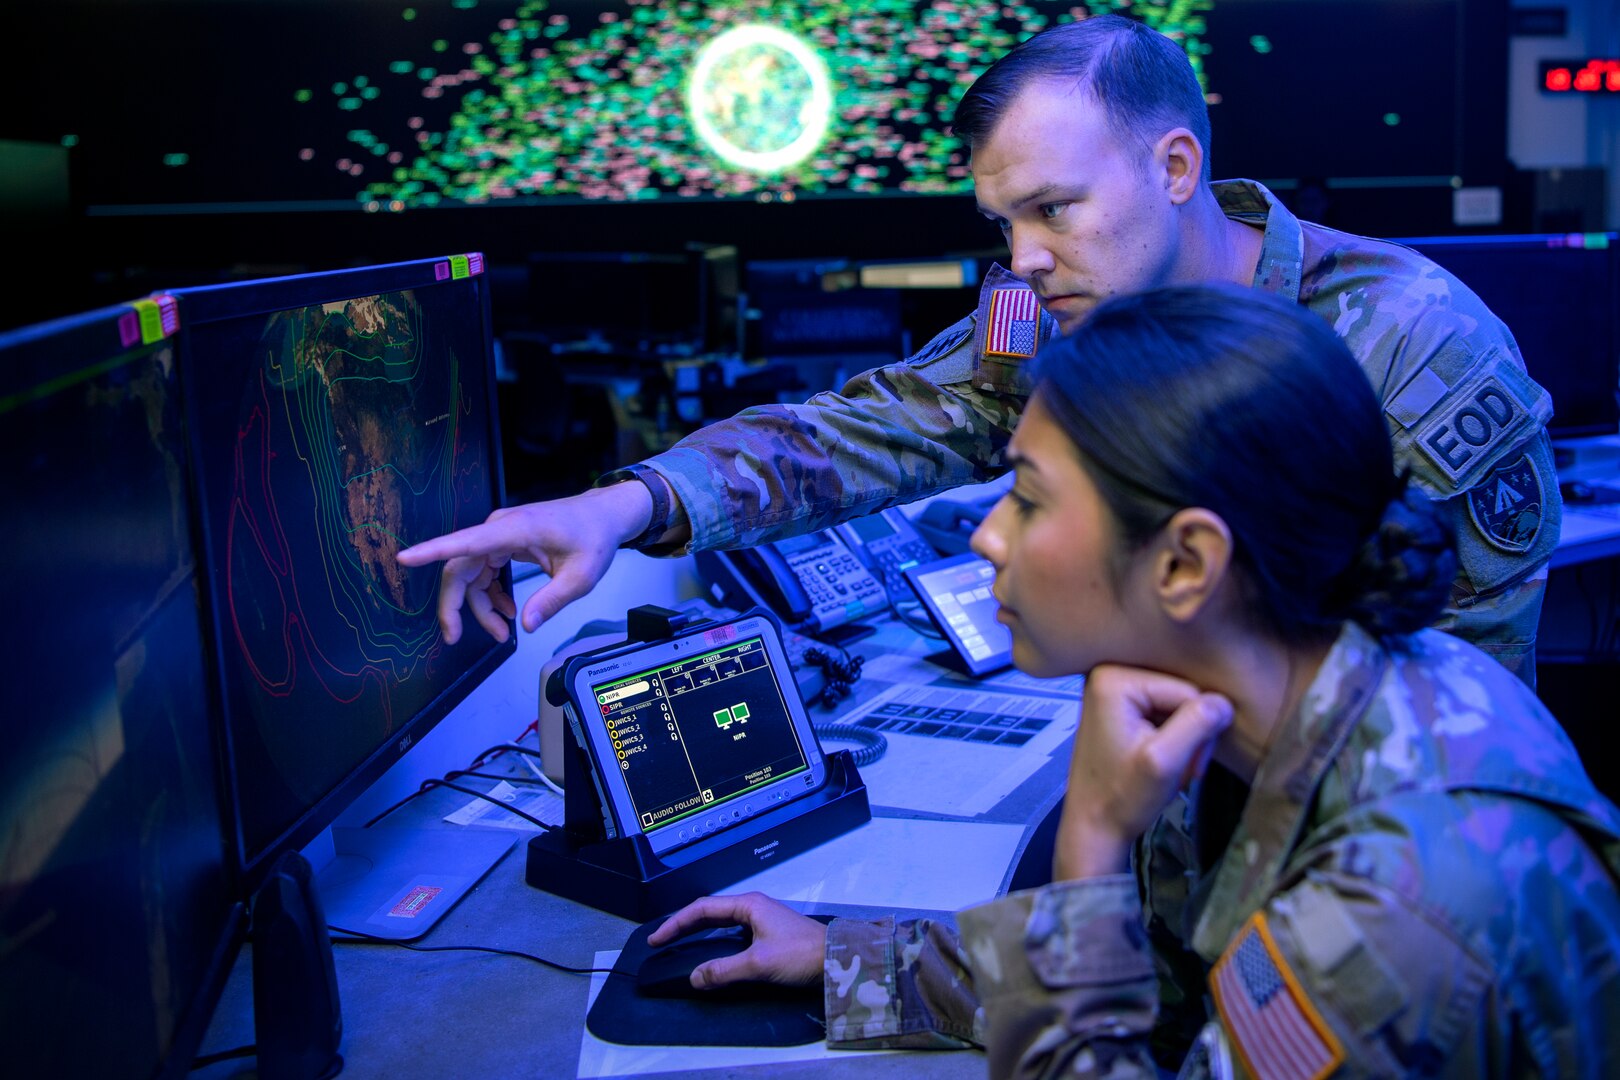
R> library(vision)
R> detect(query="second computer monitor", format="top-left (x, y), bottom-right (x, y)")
top-left (0, 299), bottom-right (243, 1079)
top-left (171, 254), bottom-right (516, 933)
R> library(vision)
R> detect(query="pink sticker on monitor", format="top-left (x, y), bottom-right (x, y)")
top-left (117, 309), bottom-right (141, 348)
top-left (389, 885), bottom-right (443, 918)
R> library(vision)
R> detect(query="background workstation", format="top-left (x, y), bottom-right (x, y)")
top-left (4, 0), bottom-right (1620, 1077)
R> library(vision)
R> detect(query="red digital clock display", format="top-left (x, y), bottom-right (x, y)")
top-left (1541, 58), bottom-right (1620, 93)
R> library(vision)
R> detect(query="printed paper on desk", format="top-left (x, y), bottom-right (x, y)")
top-left (862, 649), bottom-right (1086, 698)
top-left (836, 681), bottom-right (1079, 817)
top-left (725, 816), bottom-right (1022, 912)
top-left (444, 780), bottom-right (564, 831)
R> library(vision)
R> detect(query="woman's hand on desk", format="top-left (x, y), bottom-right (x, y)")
top-left (649, 891), bottom-right (827, 989)
top-left (396, 484), bottom-right (650, 644)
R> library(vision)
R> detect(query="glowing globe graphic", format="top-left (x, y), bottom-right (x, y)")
top-left (687, 26), bottom-right (832, 174)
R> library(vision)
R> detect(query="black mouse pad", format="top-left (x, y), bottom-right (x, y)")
top-left (585, 914), bottom-right (832, 1047)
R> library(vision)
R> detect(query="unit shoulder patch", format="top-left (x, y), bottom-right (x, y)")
top-left (1466, 452), bottom-right (1545, 553)
top-left (903, 315), bottom-right (977, 385)
top-left (905, 314), bottom-right (975, 367)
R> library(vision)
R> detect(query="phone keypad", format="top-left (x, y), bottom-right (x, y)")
top-left (790, 547), bottom-right (884, 629)
top-left (872, 538), bottom-right (939, 581)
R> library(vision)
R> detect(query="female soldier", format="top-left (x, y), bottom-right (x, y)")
top-left (652, 284), bottom-right (1620, 1077)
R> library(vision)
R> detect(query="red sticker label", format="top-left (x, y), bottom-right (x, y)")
top-left (389, 885), bottom-right (443, 918)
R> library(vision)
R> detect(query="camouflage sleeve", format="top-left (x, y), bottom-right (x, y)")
top-left (952, 859), bottom-right (1510, 1080)
top-left (636, 360), bottom-right (1025, 554)
top-left (1429, 568), bottom-right (1547, 684)
top-left (1203, 834), bottom-right (1511, 1079)
top-left (822, 914), bottom-right (987, 1050)
top-left (1375, 305), bottom-right (1562, 684)
top-left (954, 876), bottom-right (1162, 1079)
top-left (1135, 794), bottom-right (1221, 1063)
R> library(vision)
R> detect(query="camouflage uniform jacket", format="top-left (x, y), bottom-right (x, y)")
top-left (824, 623), bottom-right (1620, 1078)
top-left (613, 180), bottom-right (1560, 680)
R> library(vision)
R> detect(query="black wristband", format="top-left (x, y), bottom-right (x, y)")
top-left (600, 463), bottom-right (671, 550)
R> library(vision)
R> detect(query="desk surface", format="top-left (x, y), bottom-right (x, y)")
top-left (1552, 440), bottom-right (1620, 568)
top-left (190, 461), bottom-right (1620, 1077)
top-left (194, 574), bottom-right (1074, 1079)
top-left (1554, 500), bottom-right (1620, 568)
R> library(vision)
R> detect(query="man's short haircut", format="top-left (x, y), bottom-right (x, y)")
top-left (952, 14), bottom-right (1212, 180)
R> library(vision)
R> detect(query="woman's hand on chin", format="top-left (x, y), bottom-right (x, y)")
top-left (1055, 664), bottom-right (1233, 880)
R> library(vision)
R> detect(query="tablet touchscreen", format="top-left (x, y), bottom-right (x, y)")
top-left (903, 553), bottom-right (1014, 677)
top-left (564, 612), bottom-right (828, 856)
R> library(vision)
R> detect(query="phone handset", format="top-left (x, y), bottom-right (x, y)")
top-left (736, 545), bottom-right (815, 623)
top-left (695, 531), bottom-right (887, 634)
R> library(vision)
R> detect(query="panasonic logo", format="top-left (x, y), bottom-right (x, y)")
top-left (753, 841), bottom-right (780, 857)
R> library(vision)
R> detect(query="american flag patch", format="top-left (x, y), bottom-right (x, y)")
top-left (984, 287), bottom-right (1041, 358)
top-left (1211, 912), bottom-right (1344, 1080)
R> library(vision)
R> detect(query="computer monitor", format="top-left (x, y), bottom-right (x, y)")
top-left (526, 250), bottom-right (706, 351)
top-left (743, 258), bottom-right (905, 361)
top-left (0, 299), bottom-right (245, 1078)
top-left (1399, 233), bottom-right (1620, 440)
top-left (13, 0), bottom-right (1501, 223)
top-left (169, 254), bottom-right (518, 939)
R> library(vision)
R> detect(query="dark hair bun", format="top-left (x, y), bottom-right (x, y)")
top-left (1332, 476), bottom-right (1458, 638)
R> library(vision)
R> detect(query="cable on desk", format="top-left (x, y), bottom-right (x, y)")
top-left (191, 1043), bottom-right (257, 1071)
top-left (813, 722), bottom-right (887, 767)
top-left (469, 742), bottom-right (543, 768)
top-left (801, 644), bottom-right (864, 710)
top-left (443, 768), bottom-right (550, 788)
top-left (328, 924), bottom-right (633, 978)
top-left (891, 597), bottom-right (945, 640)
top-left (362, 736), bottom-right (566, 830)
top-left (363, 778), bottom-right (561, 831)
top-left (472, 740), bottom-right (567, 797)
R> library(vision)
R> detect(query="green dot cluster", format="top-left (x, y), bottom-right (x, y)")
top-left (299, 0), bottom-right (1210, 207)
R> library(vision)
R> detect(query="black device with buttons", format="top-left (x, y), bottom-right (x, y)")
top-left (694, 531), bottom-right (886, 638)
top-left (526, 605), bottom-right (871, 921)
top-left (795, 534), bottom-right (887, 628)
top-left (833, 506), bottom-right (940, 595)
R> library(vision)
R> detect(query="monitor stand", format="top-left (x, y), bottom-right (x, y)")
top-left (304, 826), bottom-right (516, 941)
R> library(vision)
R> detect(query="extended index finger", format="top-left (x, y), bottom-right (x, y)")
top-left (397, 517), bottom-right (522, 567)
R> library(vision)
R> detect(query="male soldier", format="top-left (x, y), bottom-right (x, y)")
top-left (398, 15), bottom-right (1559, 681)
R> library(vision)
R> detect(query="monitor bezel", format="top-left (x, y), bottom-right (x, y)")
top-left (169, 254), bottom-right (517, 894)
top-left (0, 298), bottom-right (248, 1080)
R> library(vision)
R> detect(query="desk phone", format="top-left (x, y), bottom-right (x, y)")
top-left (833, 507), bottom-right (940, 589)
top-left (696, 531), bottom-right (885, 635)
top-left (774, 531), bottom-right (886, 628)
